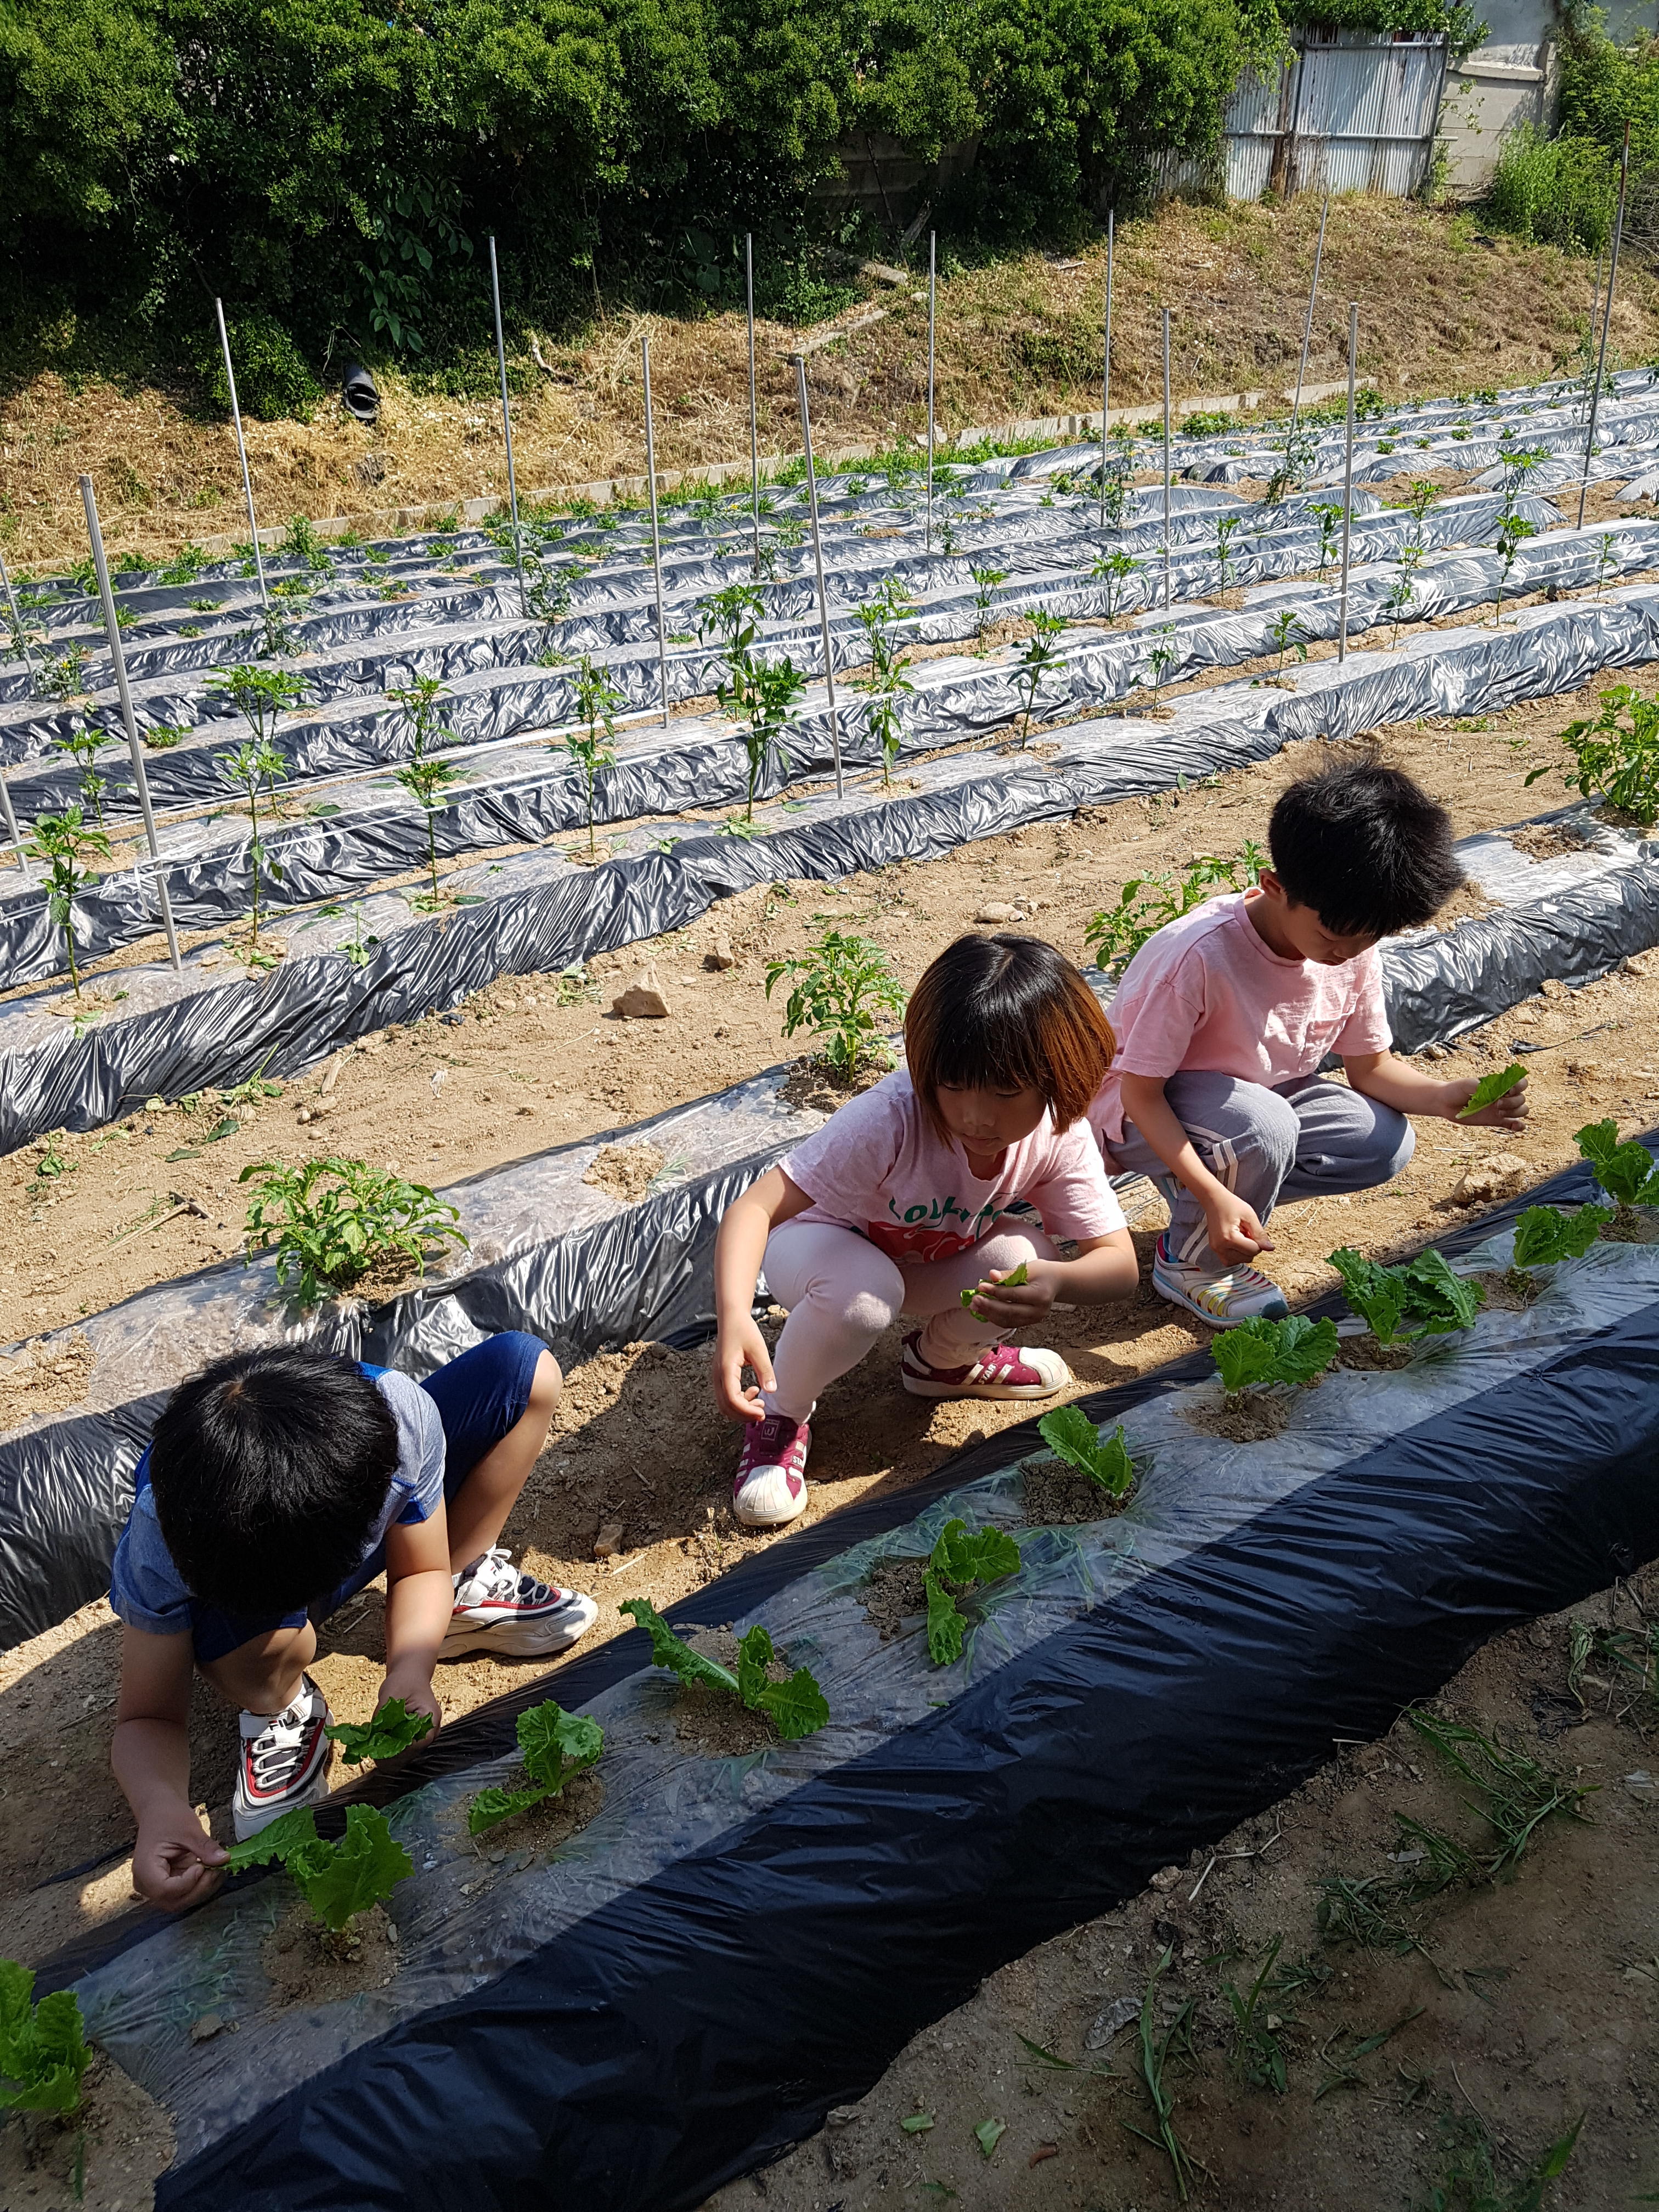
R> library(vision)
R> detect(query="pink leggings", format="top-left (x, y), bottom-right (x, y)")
top-left (759, 1216), bottom-right (1059, 1422)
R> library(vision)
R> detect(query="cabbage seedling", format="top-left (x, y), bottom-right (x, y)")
top-left (1212, 1314), bottom-right (1339, 1397)
top-left (1328, 1246), bottom-right (1416, 1345)
top-left (924, 1518), bottom-right (1021, 1666)
top-left (0, 1960), bottom-right (90, 2114)
top-left (1511, 1204), bottom-right (1612, 1271)
top-left (619, 1596), bottom-right (829, 1739)
top-left (224, 1804), bottom-right (413, 1933)
top-left (1576, 1118), bottom-right (1659, 1207)
top-left (960, 1258), bottom-right (1028, 1310)
top-left (1457, 1062), bottom-right (1526, 1119)
top-left (1035, 1404), bottom-right (1135, 1500)
top-left (325, 1695), bottom-right (433, 1767)
top-left (1328, 1245), bottom-right (1483, 1341)
top-left (1396, 1250), bottom-right (1485, 1335)
top-left (468, 1700), bottom-right (603, 1834)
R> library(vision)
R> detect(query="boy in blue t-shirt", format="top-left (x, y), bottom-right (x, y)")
top-left (110, 1330), bottom-right (596, 1908)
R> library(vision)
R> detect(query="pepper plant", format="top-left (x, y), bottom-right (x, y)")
top-left (217, 736), bottom-right (290, 952)
top-left (1092, 549), bottom-right (1136, 619)
top-left (765, 927), bottom-right (907, 1081)
top-left (1012, 609), bottom-right (1066, 746)
top-left (52, 726), bottom-right (112, 828)
top-left (1309, 501), bottom-right (1344, 578)
top-left (565, 654), bottom-right (624, 856)
top-left (1492, 512), bottom-right (1536, 627)
top-left (719, 652), bottom-right (805, 823)
top-left (208, 665), bottom-right (310, 787)
top-left (1527, 685), bottom-right (1659, 826)
top-left (969, 565), bottom-right (1007, 650)
top-left (1086, 845), bottom-right (1264, 977)
top-left (25, 805), bottom-right (111, 1000)
top-left (854, 578), bottom-right (916, 788)
top-left (240, 1154), bottom-right (467, 1306)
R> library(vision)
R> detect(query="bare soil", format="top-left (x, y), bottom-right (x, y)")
top-left (703, 1572), bottom-right (1659, 2212)
top-left (1020, 1456), bottom-right (1130, 1528)
top-left (862, 1556), bottom-right (933, 1644)
top-left (1180, 1380), bottom-right (1297, 1442)
top-left (0, 2051), bottom-right (173, 2212)
top-left (3, 199), bottom-right (1649, 571)
top-left (580, 1139), bottom-right (665, 1203)
top-left (259, 1898), bottom-right (399, 2010)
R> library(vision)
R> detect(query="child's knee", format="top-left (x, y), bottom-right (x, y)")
top-left (1375, 1109), bottom-right (1415, 1181)
top-left (841, 1282), bottom-right (904, 1341)
top-left (526, 1350), bottom-right (562, 1421)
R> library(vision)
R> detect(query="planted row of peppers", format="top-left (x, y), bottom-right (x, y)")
top-left (2, 1115), bottom-right (1650, 2113)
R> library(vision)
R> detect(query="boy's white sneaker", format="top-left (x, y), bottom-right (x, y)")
top-left (443, 1546), bottom-right (599, 1658)
top-left (233, 1674), bottom-right (334, 1841)
top-left (1152, 1233), bottom-right (1288, 1329)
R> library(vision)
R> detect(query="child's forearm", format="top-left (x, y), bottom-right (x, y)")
top-left (383, 1567), bottom-right (455, 1686)
top-left (112, 1716), bottom-right (194, 1825)
top-left (714, 1190), bottom-right (777, 1326)
top-left (1049, 1233), bottom-right (1139, 1305)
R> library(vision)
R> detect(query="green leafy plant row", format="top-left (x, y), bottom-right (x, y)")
top-left (1035, 1404), bottom-right (1135, 1500)
top-left (924, 1519), bottom-right (1020, 1666)
top-left (224, 1804), bottom-right (413, 1933)
top-left (620, 1597), bottom-right (829, 1739)
top-left (240, 1156), bottom-right (467, 1308)
top-left (469, 1701), bottom-right (604, 1834)
top-left (1327, 1246), bottom-right (1484, 1347)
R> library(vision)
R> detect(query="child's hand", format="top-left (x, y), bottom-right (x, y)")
top-left (380, 1666), bottom-right (442, 1741)
top-left (713, 1315), bottom-right (776, 1422)
top-left (1202, 1190), bottom-right (1274, 1262)
top-left (132, 1803), bottom-right (228, 1911)
top-left (1444, 1072), bottom-right (1530, 1131)
top-left (962, 1261), bottom-right (1056, 1329)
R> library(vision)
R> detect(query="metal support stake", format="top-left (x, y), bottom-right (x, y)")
top-left (1100, 207), bottom-right (1114, 532)
top-left (1288, 194), bottom-right (1330, 449)
top-left (1336, 303), bottom-right (1358, 666)
top-left (0, 545), bottom-right (38, 701)
top-left (488, 235), bottom-right (529, 619)
top-left (746, 233), bottom-right (761, 577)
top-left (0, 766), bottom-right (28, 886)
top-left (1585, 242), bottom-right (1606, 425)
top-left (215, 298), bottom-right (270, 628)
top-left (1578, 121), bottom-right (1630, 531)
top-left (641, 335), bottom-right (670, 729)
top-left (1161, 309), bottom-right (1172, 611)
top-left (792, 356), bottom-right (843, 799)
top-left (79, 474), bottom-right (182, 973)
top-left (926, 232), bottom-right (937, 555)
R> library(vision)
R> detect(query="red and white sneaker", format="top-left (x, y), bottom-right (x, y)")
top-left (233, 1674), bottom-right (334, 1842)
top-left (732, 1413), bottom-right (811, 1530)
top-left (442, 1547), bottom-right (599, 1658)
top-left (900, 1329), bottom-right (1070, 1401)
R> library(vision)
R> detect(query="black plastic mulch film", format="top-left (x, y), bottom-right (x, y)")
top-left (34, 1150), bottom-right (1659, 2212)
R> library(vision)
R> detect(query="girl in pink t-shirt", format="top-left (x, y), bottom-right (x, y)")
top-left (712, 934), bottom-right (1138, 1528)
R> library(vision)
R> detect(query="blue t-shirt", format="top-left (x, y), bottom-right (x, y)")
top-left (108, 1368), bottom-right (446, 1635)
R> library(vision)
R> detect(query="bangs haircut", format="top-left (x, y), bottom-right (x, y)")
top-left (905, 933), bottom-right (1115, 1139)
top-left (1268, 755), bottom-right (1465, 938)
top-left (148, 1346), bottom-right (401, 1613)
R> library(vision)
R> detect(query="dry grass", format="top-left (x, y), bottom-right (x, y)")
top-left (2, 196), bottom-right (1651, 572)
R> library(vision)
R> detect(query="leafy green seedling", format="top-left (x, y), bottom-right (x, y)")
top-left (619, 1596), bottom-right (829, 1739)
top-left (1527, 683), bottom-right (1659, 827)
top-left (960, 1257), bottom-right (1028, 1310)
top-left (1036, 1404), bottom-right (1135, 1500)
top-left (0, 1960), bottom-right (91, 2114)
top-left (766, 928), bottom-right (906, 1083)
top-left (1212, 1314), bottom-right (1339, 1397)
top-left (1576, 1118), bottom-right (1659, 1207)
top-left (924, 1519), bottom-right (1021, 1666)
top-left (1328, 1245), bottom-right (1482, 1340)
top-left (222, 1805), bottom-right (412, 1932)
top-left (1397, 1249), bottom-right (1485, 1335)
top-left (1511, 1204), bottom-right (1613, 1269)
top-left (469, 1700), bottom-right (604, 1833)
top-left (1328, 1246), bottom-right (1417, 1346)
top-left (325, 1696), bottom-right (434, 1768)
top-left (240, 1155), bottom-right (467, 1307)
top-left (1457, 1062), bottom-right (1526, 1119)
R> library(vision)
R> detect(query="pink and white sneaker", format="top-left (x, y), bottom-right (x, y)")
top-left (1152, 1232), bottom-right (1288, 1329)
top-left (442, 1547), bottom-right (599, 1658)
top-left (732, 1413), bottom-right (811, 1530)
top-left (899, 1329), bottom-right (1070, 1401)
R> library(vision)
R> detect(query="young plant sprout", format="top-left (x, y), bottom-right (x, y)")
top-left (1263, 608), bottom-right (1308, 681)
top-left (619, 1596), bottom-right (830, 1738)
top-left (1576, 1118), bottom-right (1659, 1210)
top-left (1135, 626), bottom-right (1178, 713)
top-left (468, 1700), bottom-right (603, 1834)
top-left (765, 927), bottom-right (906, 1082)
top-left (854, 578), bottom-right (916, 789)
top-left (718, 652), bottom-right (805, 823)
top-left (395, 749), bottom-right (462, 908)
top-left (224, 1804), bottom-right (413, 1933)
top-left (325, 1696), bottom-right (434, 1767)
top-left (217, 736), bottom-right (290, 953)
top-left (1214, 513), bottom-right (1242, 594)
top-left (1384, 543), bottom-right (1423, 648)
top-left (53, 726), bottom-right (112, 828)
top-left (26, 805), bottom-right (112, 1000)
top-left (208, 664), bottom-right (310, 769)
top-left (240, 1155), bottom-right (467, 1307)
top-left (41, 645), bottom-right (87, 702)
top-left (1510, 1204), bottom-right (1613, 1275)
top-left (1595, 531), bottom-right (1618, 597)
top-left (1310, 501), bottom-right (1344, 579)
top-left (969, 566), bottom-right (1008, 649)
top-left (1492, 512), bottom-right (1536, 626)
top-left (1457, 1062), bottom-right (1527, 1119)
top-left (1327, 1245), bottom-right (1485, 1344)
top-left (1526, 684), bottom-right (1659, 826)
top-left (1013, 610), bottom-right (1065, 746)
top-left (923, 1519), bottom-right (1021, 1666)
top-left (1091, 548), bottom-right (1136, 620)
top-left (1035, 1403), bottom-right (1136, 1502)
top-left (1085, 845), bottom-right (1263, 977)
top-left (564, 655), bottom-right (623, 856)
top-left (1212, 1314), bottom-right (1339, 1398)
top-left (0, 1960), bottom-right (91, 2114)
top-left (385, 674), bottom-right (453, 759)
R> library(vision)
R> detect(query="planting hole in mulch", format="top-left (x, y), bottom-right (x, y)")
top-left (669, 1628), bottom-right (787, 1756)
top-left (0, 1330), bottom-right (95, 1425)
top-left (1428, 877), bottom-right (1498, 928)
top-left (581, 1141), bottom-right (664, 1204)
top-left (1476, 1267), bottom-right (1543, 1312)
top-left (1334, 1334), bottom-right (1419, 1370)
top-left (1020, 1454), bottom-right (1135, 1526)
top-left (471, 1765), bottom-right (606, 1855)
top-left (1181, 1381), bottom-right (1297, 1442)
top-left (777, 1055), bottom-right (890, 1116)
top-left (861, 1556), bottom-right (932, 1644)
top-left (1508, 820), bottom-right (1592, 861)
top-left (261, 1899), bottom-right (400, 2009)
top-left (1601, 1204), bottom-right (1659, 1245)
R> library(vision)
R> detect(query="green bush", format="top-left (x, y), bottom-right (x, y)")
top-left (199, 309), bottom-right (323, 423)
top-left (1485, 123), bottom-right (1615, 254)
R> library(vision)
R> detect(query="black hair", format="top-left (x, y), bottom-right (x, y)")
top-left (147, 1346), bottom-right (402, 1613)
top-left (905, 933), bottom-right (1115, 1137)
top-left (1267, 757), bottom-right (1464, 937)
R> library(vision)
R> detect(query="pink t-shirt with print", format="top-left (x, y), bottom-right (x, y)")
top-left (1088, 890), bottom-right (1391, 1147)
top-left (780, 1070), bottom-right (1126, 1266)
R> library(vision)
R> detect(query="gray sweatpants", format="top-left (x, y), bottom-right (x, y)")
top-left (1105, 1071), bottom-right (1415, 1270)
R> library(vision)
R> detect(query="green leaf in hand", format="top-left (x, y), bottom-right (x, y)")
top-left (222, 1806), bottom-right (321, 1874)
top-left (324, 1695), bottom-right (434, 1767)
top-left (961, 1257), bottom-right (1028, 1311)
top-left (287, 1805), bottom-right (412, 1932)
top-left (1458, 1062), bottom-right (1526, 1119)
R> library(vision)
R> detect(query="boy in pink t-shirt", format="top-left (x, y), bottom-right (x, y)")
top-left (712, 935), bottom-right (1137, 1528)
top-left (1091, 758), bottom-right (1530, 1328)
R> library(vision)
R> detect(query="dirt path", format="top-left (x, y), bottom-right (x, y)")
top-left (3, 199), bottom-right (1647, 572)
